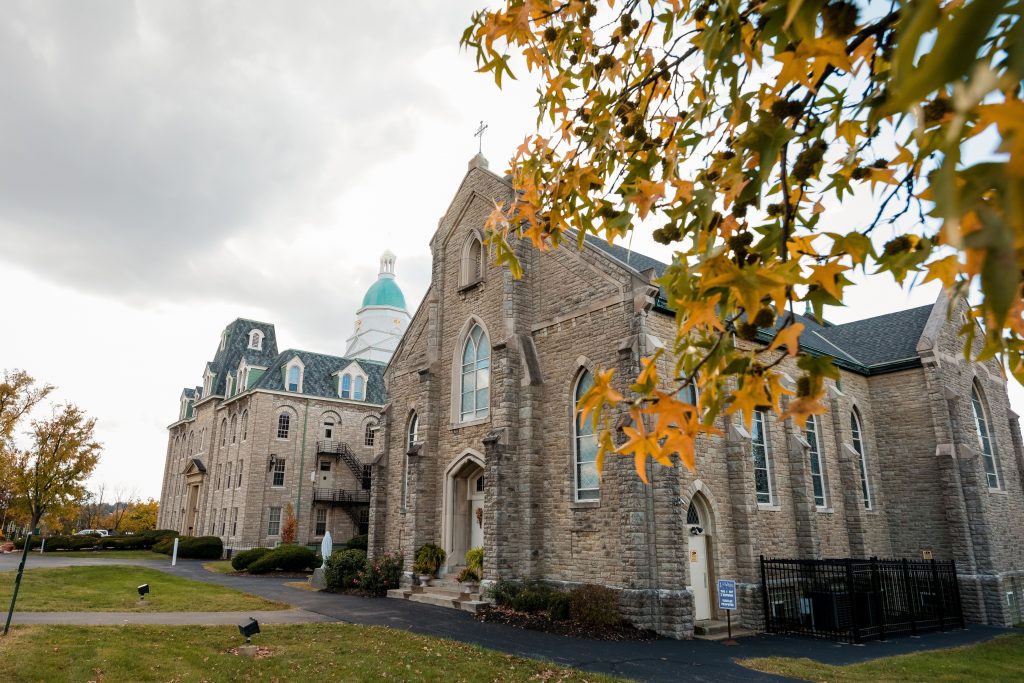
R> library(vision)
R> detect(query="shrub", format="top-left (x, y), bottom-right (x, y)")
top-left (547, 592), bottom-right (571, 621)
top-left (488, 578), bottom-right (522, 607)
top-left (153, 537), bottom-right (175, 554)
top-left (511, 581), bottom-right (558, 614)
top-left (354, 552), bottom-right (403, 596)
top-left (414, 543), bottom-right (446, 576)
top-left (324, 549), bottom-right (367, 591)
top-left (176, 535), bottom-right (223, 559)
top-left (345, 534), bottom-right (368, 551)
top-left (569, 584), bottom-right (621, 629)
top-left (455, 567), bottom-right (480, 584)
top-left (247, 544), bottom-right (317, 574)
top-left (231, 547), bottom-right (271, 571)
top-left (137, 529), bottom-right (178, 544)
top-left (65, 536), bottom-right (102, 551)
top-left (465, 546), bottom-right (483, 574)
top-left (98, 536), bottom-right (150, 550)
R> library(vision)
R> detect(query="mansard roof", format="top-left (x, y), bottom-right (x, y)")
top-left (253, 349), bottom-right (386, 404)
top-left (202, 318), bottom-right (279, 397)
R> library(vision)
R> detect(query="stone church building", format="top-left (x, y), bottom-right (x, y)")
top-left (157, 252), bottom-right (410, 552)
top-left (367, 154), bottom-right (1024, 637)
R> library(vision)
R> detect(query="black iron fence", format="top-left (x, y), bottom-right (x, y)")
top-left (760, 556), bottom-right (965, 643)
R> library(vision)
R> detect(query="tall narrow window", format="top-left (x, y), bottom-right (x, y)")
top-left (277, 413), bottom-right (290, 439)
top-left (573, 370), bottom-right (600, 501)
top-left (341, 374), bottom-right (352, 399)
top-left (462, 236), bottom-right (483, 285)
top-left (220, 508), bottom-right (226, 535)
top-left (323, 420), bottom-right (335, 440)
top-left (751, 410), bottom-right (773, 504)
top-left (850, 409), bottom-right (872, 509)
top-left (230, 415), bottom-right (237, 443)
top-left (236, 461), bottom-right (243, 487)
top-left (287, 365), bottom-right (300, 392)
top-left (221, 419), bottom-right (228, 446)
top-left (404, 413), bottom-right (418, 509)
top-left (354, 376), bottom-right (365, 401)
top-left (241, 410), bottom-right (248, 440)
top-left (272, 459), bottom-right (286, 487)
top-left (806, 416), bottom-right (828, 507)
top-left (460, 325), bottom-right (490, 421)
top-left (268, 507), bottom-right (281, 536)
top-left (315, 508), bottom-right (327, 536)
top-left (407, 413), bottom-right (419, 450)
top-left (226, 462), bottom-right (233, 490)
top-left (971, 383), bottom-right (1001, 489)
top-left (679, 382), bottom-right (698, 405)
top-left (231, 508), bottom-right (238, 535)
top-left (364, 422), bottom-right (376, 447)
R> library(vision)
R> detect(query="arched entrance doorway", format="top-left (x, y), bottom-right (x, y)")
top-left (686, 494), bottom-right (715, 621)
top-left (442, 453), bottom-right (485, 573)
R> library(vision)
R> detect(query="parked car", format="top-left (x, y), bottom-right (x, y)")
top-left (75, 529), bottom-right (110, 537)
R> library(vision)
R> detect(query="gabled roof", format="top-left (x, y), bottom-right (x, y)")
top-left (253, 349), bottom-right (387, 404)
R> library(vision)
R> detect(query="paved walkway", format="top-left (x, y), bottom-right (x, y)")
top-left (12, 608), bottom-right (330, 625)
top-left (1, 552), bottom-right (1016, 682)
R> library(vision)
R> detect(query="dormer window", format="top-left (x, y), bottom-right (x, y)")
top-left (354, 376), bottom-right (365, 401)
top-left (341, 374), bottom-right (352, 399)
top-left (284, 358), bottom-right (304, 393)
top-left (248, 329), bottom-right (264, 351)
top-left (335, 363), bottom-right (368, 401)
top-left (202, 368), bottom-right (215, 398)
top-left (225, 373), bottom-right (235, 398)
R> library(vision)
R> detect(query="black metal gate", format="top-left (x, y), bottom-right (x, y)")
top-left (760, 556), bottom-right (965, 642)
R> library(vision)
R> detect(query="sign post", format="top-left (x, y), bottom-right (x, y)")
top-left (717, 579), bottom-right (737, 643)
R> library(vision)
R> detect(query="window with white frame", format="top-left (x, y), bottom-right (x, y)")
top-left (287, 365), bottom-right (301, 392)
top-left (460, 325), bottom-right (490, 421)
top-left (354, 375), bottom-right (365, 401)
top-left (226, 373), bottom-right (234, 398)
top-left (341, 374), bottom-right (351, 399)
top-left (805, 416), bottom-right (828, 507)
top-left (971, 382), bottom-right (1001, 489)
top-left (850, 409), bottom-right (872, 509)
top-left (323, 419), bottom-right (335, 440)
top-left (364, 422), bottom-right (376, 447)
top-left (277, 412), bottom-right (290, 439)
top-left (751, 410), bottom-right (774, 504)
top-left (272, 458), bottom-right (286, 487)
top-left (315, 508), bottom-right (327, 536)
top-left (573, 370), bottom-right (600, 501)
top-left (268, 507), bottom-right (282, 536)
top-left (249, 329), bottom-right (263, 350)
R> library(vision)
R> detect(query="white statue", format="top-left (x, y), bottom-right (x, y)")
top-left (320, 531), bottom-right (332, 568)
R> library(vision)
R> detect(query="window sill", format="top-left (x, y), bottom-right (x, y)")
top-left (569, 500), bottom-right (600, 510)
top-left (987, 488), bottom-right (1007, 495)
top-left (816, 507), bottom-right (834, 514)
top-left (451, 416), bottom-right (491, 430)
top-left (757, 503), bottom-right (781, 512)
top-left (458, 279), bottom-right (483, 294)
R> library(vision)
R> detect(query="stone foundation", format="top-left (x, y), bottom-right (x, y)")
top-left (960, 570), bottom-right (1024, 626)
top-left (618, 587), bottom-right (695, 639)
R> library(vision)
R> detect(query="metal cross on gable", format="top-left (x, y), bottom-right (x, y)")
top-left (474, 120), bottom-right (488, 154)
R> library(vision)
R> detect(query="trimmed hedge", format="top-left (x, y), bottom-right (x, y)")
top-left (16, 535), bottom-right (100, 551)
top-left (154, 535), bottom-right (222, 559)
top-left (231, 547), bottom-right (271, 571)
top-left (345, 534), bottom-right (368, 551)
top-left (324, 549), bottom-right (367, 591)
top-left (246, 544), bottom-right (317, 574)
top-left (96, 536), bottom-right (151, 550)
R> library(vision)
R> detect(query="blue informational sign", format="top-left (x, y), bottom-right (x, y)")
top-left (718, 579), bottom-right (737, 611)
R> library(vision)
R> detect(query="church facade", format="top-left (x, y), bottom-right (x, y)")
top-left (367, 155), bottom-right (1024, 637)
top-left (157, 254), bottom-right (410, 553)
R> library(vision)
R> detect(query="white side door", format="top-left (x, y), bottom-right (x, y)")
top-left (688, 532), bottom-right (711, 620)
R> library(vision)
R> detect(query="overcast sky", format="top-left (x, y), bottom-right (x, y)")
top-left (0, 1), bottom-right (1017, 501)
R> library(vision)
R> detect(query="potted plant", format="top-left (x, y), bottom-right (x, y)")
top-left (455, 566), bottom-right (480, 593)
top-left (412, 559), bottom-right (433, 586)
top-left (414, 543), bottom-right (447, 582)
top-left (466, 546), bottom-right (483, 576)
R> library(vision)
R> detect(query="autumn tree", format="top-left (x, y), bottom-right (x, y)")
top-left (105, 485), bottom-right (139, 532)
top-left (281, 503), bottom-right (297, 544)
top-left (13, 404), bottom-right (102, 530)
top-left (121, 499), bottom-right (159, 533)
top-left (464, 1), bottom-right (1022, 479)
top-left (0, 370), bottom-right (54, 533)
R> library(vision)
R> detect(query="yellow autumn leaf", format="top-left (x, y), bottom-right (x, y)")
top-left (769, 322), bottom-right (805, 357)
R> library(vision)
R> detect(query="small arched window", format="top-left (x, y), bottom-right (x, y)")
top-left (460, 324), bottom-right (490, 421)
top-left (277, 412), bottom-right (291, 439)
top-left (364, 421), bottom-right (376, 447)
top-left (241, 410), bottom-right (248, 441)
top-left (462, 235), bottom-right (484, 286)
top-left (287, 365), bottom-right (300, 392)
top-left (221, 419), bottom-right (228, 446)
top-left (341, 374), bottom-right (352, 399)
top-left (971, 382), bottom-right (1001, 489)
top-left (850, 409), bottom-right (872, 509)
top-left (404, 412), bottom-right (418, 509)
top-left (573, 370), bottom-right (599, 501)
top-left (249, 329), bottom-right (263, 350)
top-left (407, 412), bottom-right (419, 451)
top-left (354, 376), bottom-right (365, 401)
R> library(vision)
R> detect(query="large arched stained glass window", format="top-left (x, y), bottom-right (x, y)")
top-left (971, 382), bottom-right (1001, 489)
top-left (574, 370), bottom-right (599, 501)
top-left (460, 325), bottom-right (490, 421)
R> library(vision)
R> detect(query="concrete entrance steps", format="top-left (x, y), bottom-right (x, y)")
top-left (387, 577), bottom-right (490, 614)
top-left (692, 619), bottom-right (756, 641)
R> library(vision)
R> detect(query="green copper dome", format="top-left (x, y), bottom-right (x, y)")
top-left (361, 277), bottom-right (406, 309)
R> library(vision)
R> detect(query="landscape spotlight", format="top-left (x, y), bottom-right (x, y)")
top-left (238, 617), bottom-right (260, 644)
top-left (137, 584), bottom-right (150, 600)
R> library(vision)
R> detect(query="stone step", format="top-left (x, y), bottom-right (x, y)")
top-left (692, 620), bottom-right (755, 641)
top-left (387, 586), bottom-right (490, 614)
top-left (407, 592), bottom-right (462, 609)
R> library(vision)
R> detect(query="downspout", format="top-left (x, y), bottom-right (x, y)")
top-left (295, 400), bottom-right (310, 542)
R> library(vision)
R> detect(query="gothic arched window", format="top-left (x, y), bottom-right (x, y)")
top-left (971, 382), bottom-right (1001, 489)
top-left (460, 325), bottom-right (490, 421)
top-left (573, 370), bottom-right (599, 501)
top-left (462, 235), bottom-right (484, 286)
top-left (751, 410), bottom-right (773, 504)
top-left (850, 408), bottom-right (872, 508)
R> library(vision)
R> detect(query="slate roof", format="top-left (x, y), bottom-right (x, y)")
top-left (252, 349), bottom-right (387, 405)
top-left (576, 233), bottom-right (934, 376)
top-left (202, 318), bottom-right (280, 398)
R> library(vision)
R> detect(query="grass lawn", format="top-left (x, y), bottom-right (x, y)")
top-left (203, 560), bottom-right (239, 575)
top-left (0, 624), bottom-right (626, 682)
top-left (0, 565), bottom-right (286, 612)
top-left (740, 633), bottom-right (1024, 683)
top-left (36, 549), bottom-right (168, 559)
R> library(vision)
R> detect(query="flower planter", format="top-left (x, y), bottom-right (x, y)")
top-left (418, 574), bottom-right (432, 586)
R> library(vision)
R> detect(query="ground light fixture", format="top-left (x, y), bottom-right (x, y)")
top-left (137, 584), bottom-right (150, 600)
top-left (238, 617), bottom-right (260, 644)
